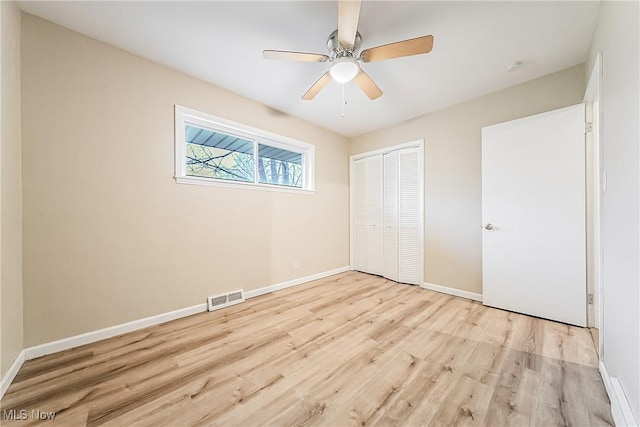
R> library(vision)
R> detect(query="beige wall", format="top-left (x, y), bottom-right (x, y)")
top-left (21, 14), bottom-right (350, 347)
top-left (350, 65), bottom-right (585, 294)
top-left (0, 2), bottom-right (23, 382)
top-left (1, 1), bottom-right (23, 378)
top-left (586, 1), bottom-right (640, 421)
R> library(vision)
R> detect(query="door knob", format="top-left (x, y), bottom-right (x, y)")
top-left (484, 223), bottom-right (493, 230)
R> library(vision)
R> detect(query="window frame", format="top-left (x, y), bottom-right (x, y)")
top-left (175, 105), bottom-right (315, 193)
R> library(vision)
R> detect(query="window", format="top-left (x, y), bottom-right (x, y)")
top-left (175, 106), bottom-right (314, 192)
top-left (257, 144), bottom-right (303, 188)
top-left (185, 125), bottom-right (255, 183)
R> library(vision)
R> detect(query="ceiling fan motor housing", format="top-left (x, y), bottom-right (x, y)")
top-left (327, 29), bottom-right (362, 60)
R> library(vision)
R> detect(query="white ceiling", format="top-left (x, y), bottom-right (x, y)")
top-left (18, 1), bottom-right (600, 137)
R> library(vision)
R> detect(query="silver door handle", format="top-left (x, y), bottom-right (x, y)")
top-left (484, 223), bottom-right (493, 230)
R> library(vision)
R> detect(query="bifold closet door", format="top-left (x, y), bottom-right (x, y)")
top-left (366, 156), bottom-right (384, 276)
top-left (351, 145), bottom-right (423, 285)
top-left (383, 152), bottom-right (399, 282)
top-left (398, 148), bottom-right (422, 285)
top-left (352, 158), bottom-right (368, 272)
top-left (352, 156), bottom-right (384, 275)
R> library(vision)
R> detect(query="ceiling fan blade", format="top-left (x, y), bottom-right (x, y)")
top-left (263, 50), bottom-right (329, 63)
top-left (354, 70), bottom-right (383, 100)
top-left (360, 35), bottom-right (434, 63)
top-left (338, 0), bottom-right (361, 48)
top-left (302, 72), bottom-right (332, 100)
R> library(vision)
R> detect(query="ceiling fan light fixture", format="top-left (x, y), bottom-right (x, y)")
top-left (330, 57), bottom-right (360, 83)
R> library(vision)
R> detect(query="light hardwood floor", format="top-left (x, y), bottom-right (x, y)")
top-left (1, 271), bottom-right (613, 426)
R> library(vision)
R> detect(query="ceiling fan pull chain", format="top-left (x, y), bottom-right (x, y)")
top-left (341, 83), bottom-right (347, 117)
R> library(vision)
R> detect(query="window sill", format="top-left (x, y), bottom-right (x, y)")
top-left (175, 176), bottom-right (315, 194)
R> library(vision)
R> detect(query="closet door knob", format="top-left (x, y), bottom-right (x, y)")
top-left (484, 223), bottom-right (493, 230)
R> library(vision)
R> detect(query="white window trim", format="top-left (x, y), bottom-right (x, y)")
top-left (174, 105), bottom-right (315, 193)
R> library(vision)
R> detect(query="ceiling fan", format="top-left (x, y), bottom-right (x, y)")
top-left (263, 0), bottom-right (434, 101)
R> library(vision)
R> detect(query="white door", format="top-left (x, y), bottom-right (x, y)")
top-left (383, 151), bottom-right (399, 282)
top-left (352, 158), bottom-right (368, 272)
top-left (398, 148), bottom-right (423, 285)
top-left (482, 104), bottom-right (586, 326)
top-left (350, 141), bottom-right (424, 284)
top-left (352, 155), bottom-right (384, 275)
top-left (366, 156), bottom-right (384, 276)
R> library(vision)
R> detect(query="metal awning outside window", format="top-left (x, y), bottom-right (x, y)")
top-left (186, 125), bottom-right (302, 165)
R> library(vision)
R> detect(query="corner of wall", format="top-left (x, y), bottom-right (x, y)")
top-left (587, 0), bottom-right (640, 421)
top-left (0, 0), bottom-right (24, 384)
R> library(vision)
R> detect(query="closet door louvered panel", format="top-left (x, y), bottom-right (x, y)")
top-left (366, 156), bottom-right (384, 276)
top-left (383, 151), bottom-right (399, 282)
top-left (350, 142), bottom-right (423, 284)
top-left (352, 158), bottom-right (368, 272)
top-left (398, 148), bottom-right (423, 285)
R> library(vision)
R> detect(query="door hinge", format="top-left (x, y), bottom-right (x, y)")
top-left (588, 293), bottom-right (594, 304)
top-left (585, 122), bottom-right (593, 133)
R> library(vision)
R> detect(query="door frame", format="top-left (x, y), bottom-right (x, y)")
top-left (584, 52), bottom-right (604, 356)
top-left (349, 139), bottom-right (425, 283)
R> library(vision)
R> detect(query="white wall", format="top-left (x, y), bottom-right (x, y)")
top-left (586, 0), bottom-right (640, 422)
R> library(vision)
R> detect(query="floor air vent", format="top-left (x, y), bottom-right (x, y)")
top-left (207, 290), bottom-right (245, 311)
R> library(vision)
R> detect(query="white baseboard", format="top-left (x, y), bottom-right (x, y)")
top-left (24, 266), bottom-right (351, 361)
top-left (0, 349), bottom-right (26, 400)
top-left (25, 303), bottom-right (208, 360)
top-left (600, 361), bottom-right (639, 426)
top-left (244, 266), bottom-right (351, 298)
top-left (421, 282), bottom-right (483, 302)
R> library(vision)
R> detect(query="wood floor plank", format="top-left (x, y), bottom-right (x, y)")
top-left (1, 271), bottom-right (613, 426)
